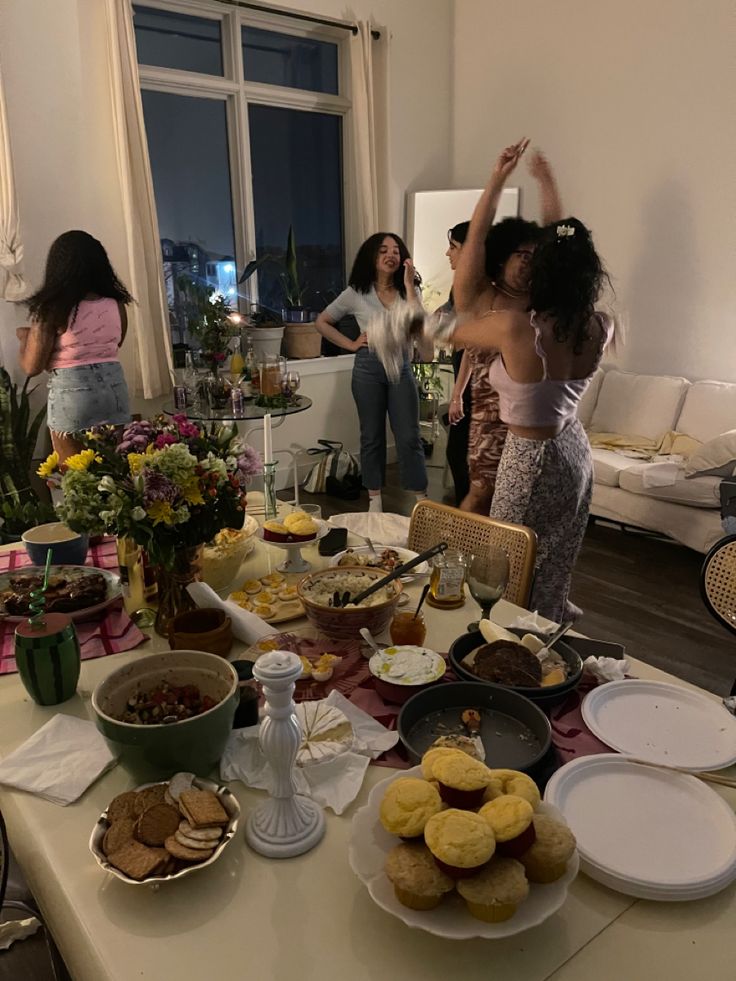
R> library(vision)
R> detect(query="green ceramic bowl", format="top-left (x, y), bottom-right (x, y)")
top-left (91, 650), bottom-right (239, 778)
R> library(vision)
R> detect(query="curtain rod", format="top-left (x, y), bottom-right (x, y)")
top-left (215, 1), bottom-right (381, 39)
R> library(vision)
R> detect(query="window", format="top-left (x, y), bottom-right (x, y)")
top-left (133, 3), bottom-right (351, 346)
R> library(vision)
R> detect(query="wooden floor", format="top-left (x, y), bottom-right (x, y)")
top-left (290, 444), bottom-right (735, 697)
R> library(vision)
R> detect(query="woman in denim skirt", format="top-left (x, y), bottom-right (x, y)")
top-left (18, 231), bottom-right (133, 463)
top-left (315, 233), bottom-right (429, 513)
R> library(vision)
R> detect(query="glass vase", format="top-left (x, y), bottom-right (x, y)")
top-left (154, 545), bottom-right (203, 637)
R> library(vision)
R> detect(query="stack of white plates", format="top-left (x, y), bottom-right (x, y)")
top-left (545, 754), bottom-right (736, 900)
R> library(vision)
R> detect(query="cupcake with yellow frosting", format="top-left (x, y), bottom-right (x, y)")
top-left (479, 794), bottom-right (536, 858)
top-left (483, 769), bottom-right (541, 809)
top-left (456, 857), bottom-right (529, 923)
top-left (262, 520), bottom-right (290, 542)
top-left (519, 813), bottom-right (576, 883)
top-left (432, 753), bottom-right (492, 809)
top-left (423, 808), bottom-right (495, 879)
top-left (380, 778), bottom-right (442, 840)
top-left (385, 842), bottom-right (455, 910)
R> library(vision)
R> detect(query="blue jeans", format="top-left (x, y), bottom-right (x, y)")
top-left (47, 362), bottom-right (130, 435)
top-left (351, 350), bottom-right (427, 492)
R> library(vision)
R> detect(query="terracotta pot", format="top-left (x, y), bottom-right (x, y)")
top-left (168, 607), bottom-right (233, 658)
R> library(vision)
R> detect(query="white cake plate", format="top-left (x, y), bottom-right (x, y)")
top-left (256, 521), bottom-right (329, 573)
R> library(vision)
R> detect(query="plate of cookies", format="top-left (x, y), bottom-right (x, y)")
top-left (228, 571), bottom-right (305, 624)
top-left (348, 749), bottom-right (578, 939)
top-left (90, 772), bottom-right (240, 885)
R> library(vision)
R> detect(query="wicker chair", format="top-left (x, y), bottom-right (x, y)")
top-left (408, 500), bottom-right (537, 608)
top-left (700, 534), bottom-right (736, 695)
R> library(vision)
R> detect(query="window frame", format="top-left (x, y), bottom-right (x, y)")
top-left (135, 0), bottom-right (356, 311)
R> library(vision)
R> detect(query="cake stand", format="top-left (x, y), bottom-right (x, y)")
top-left (256, 522), bottom-right (329, 574)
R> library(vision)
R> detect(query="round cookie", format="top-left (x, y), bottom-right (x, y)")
top-left (380, 777), bottom-right (442, 839)
top-left (107, 791), bottom-right (138, 823)
top-left (164, 835), bottom-right (213, 863)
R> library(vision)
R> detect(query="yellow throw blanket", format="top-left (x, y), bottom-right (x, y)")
top-left (587, 431), bottom-right (702, 460)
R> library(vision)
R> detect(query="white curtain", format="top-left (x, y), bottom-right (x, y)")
top-left (104, 0), bottom-right (173, 399)
top-left (349, 22), bottom-right (381, 242)
top-left (0, 57), bottom-right (26, 302)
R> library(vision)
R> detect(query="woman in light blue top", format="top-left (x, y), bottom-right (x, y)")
top-left (315, 233), bottom-right (428, 512)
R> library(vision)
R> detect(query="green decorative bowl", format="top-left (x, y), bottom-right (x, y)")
top-left (91, 650), bottom-right (239, 778)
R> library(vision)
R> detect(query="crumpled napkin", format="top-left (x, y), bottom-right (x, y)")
top-left (583, 656), bottom-right (630, 683)
top-left (327, 512), bottom-right (411, 548)
top-left (508, 610), bottom-right (549, 633)
top-left (0, 715), bottom-right (117, 805)
top-left (0, 918), bottom-right (41, 951)
top-left (187, 580), bottom-right (277, 644)
top-left (220, 690), bottom-right (399, 815)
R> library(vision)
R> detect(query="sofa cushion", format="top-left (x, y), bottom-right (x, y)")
top-left (676, 381), bottom-right (736, 443)
top-left (591, 448), bottom-right (643, 487)
top-left (576, 367), bottom-right (605, 428)
top-left (684, 430), bottom-right (736, 478)
top-left (589, 370), bottom-right (689, 441)
top-left (618, 465), bottom-right (720, 508)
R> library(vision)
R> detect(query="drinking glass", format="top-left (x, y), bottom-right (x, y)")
top-left (287, 371), bottom-right (301, 394)
top-left (466, 548), bottom-right (510, 632)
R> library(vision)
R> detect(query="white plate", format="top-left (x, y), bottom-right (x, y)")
top-left (544, 754), bottom-right (736, 899)
top-left (256, 519), bottom-right (329, 549)
top-left (349, 765), bottom-right (578, 940)
top-left (89, 777), bottom-right (240, 886)
top-left (581, 679), bottom-right (736, 771)
top-left (329, 545), bottom-right (428, 578)
top-left (0, 565), bottom-right (122, 623)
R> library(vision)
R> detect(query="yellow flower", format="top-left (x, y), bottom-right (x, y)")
top-left (146, 501), bottom-right (176, 526)
top-left (128, 452), bottom-right (146, 475)
top-left (64, 448), bottom-right (98, 472)
top-left (145, 443), bottom-right (156, 456)
top-left (181, 476), bottom-right (205, 506)
top-left (37, 451), bottom-right (59, 479)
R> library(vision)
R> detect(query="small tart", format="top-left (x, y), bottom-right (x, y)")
top-left (479, 795), bottom-right (536, 858)
top-left (380, 778), bottom-right (442, 838)
top-left (483, 769), bottom-right (541, 809)
top-left (456, 857), bottom-right (529, 923)
top-left (385, 842), bottom-right (454, 910)
top-left (423, 808), bottom-right (495, 876)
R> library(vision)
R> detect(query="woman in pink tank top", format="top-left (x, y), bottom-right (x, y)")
top-left (18, 231), bottom-right (133, 463)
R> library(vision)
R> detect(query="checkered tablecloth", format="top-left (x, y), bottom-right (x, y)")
top-left (0, 537), bottom-right (147, 675)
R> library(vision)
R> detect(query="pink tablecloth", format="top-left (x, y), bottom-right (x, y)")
top-left (0, 537), bottom-right (147, 675)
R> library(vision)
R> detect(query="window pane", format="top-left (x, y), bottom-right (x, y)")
top-left (133, 5), bottom-right (223, 76)
top-left (142, 91), bottom-right (236, 347)
top-left (248, 105), bottom-right (344, 318)
top-left (242, 27), bottom-right (338, 94)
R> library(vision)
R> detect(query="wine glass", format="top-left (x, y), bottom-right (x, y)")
top-left (287, 371), bottom-right (300, 395)
top-left (466, 548), bottom-right (510, 632)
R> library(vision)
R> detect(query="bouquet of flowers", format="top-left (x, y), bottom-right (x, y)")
top-left (38, 415), bottom-right (262, 570)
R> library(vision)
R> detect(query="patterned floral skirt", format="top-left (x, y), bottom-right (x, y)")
top-left (467, 354), bottom-right (507, 498)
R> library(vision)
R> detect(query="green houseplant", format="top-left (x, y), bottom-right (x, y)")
top-left (0, 367), bottom-right (56, 541)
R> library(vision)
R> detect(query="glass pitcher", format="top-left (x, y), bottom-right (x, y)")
top-left (258, 354), bottom-right (288, 397)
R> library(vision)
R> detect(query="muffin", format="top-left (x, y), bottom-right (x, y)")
top-left (430, 734), bottom-right (484, 761)
top-left (420, 746), bottom-right (466, 781)
top-left (478, 795), bottom-right (536, 858)
top-left (456, 857), bottom-right (529, 923)
top-left (483, 769), bottom-right (541, 809)
top-left (262, 520), bottom-right (290, 542)
top-left (472, 641), bottom-right (543, 687)
top-left (380, 778), bottom-right (443, 839)
top-left (519, 813), bottom-right (576, 883)
top-left (423, 808), bottom-right (495, 879)
top-left (432, 753), bottom-right (492, 809)
top-left (385, 841), bottom-right (455, 910)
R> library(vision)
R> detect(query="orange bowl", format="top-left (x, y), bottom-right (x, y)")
top-left (297, 566), bottom-right (402, 640)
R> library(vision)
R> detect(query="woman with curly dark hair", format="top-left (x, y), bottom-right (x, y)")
top-left (450, 142), bottom-right (562, 514)
top-left (315, 232), bottom-right (428, 512)
top-left (429, 142), bottom-right (614, 622)
top-left (17, 230), bottom-right (133, 462)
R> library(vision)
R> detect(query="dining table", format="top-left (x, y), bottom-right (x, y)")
top-left (0, 530), bottom-right (734, 981)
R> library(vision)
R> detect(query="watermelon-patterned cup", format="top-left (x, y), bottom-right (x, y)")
top-left (14, 613), bottom-right (81, 705)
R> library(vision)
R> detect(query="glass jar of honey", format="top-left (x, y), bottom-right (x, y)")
top-left (389, 610), bottom-right (427, 647)
top-left (427, 548), bottom-right (468, 609)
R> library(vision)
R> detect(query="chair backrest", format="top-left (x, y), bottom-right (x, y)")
top-left (700, 534), bottom-right (736, 637)
top-left (407, 501), bottom-right (537, 608)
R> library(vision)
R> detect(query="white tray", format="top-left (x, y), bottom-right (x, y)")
top-left (544, 754), bottom-right (736, 900)
top-left (581, 679), bottom-right (736, 771)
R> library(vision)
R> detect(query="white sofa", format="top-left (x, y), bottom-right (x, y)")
top-left (577, 368), bottom-right (736, 553)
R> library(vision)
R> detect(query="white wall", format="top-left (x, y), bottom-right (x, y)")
top-left (452, 0), bottom-right (736, 382)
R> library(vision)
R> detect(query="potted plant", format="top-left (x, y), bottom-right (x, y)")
top-left (281, 226), bottom-right (322, 359)
top-left (177, 278), bottom-right (241, 408)
top-left (0, 367), bottom-right (56, 543)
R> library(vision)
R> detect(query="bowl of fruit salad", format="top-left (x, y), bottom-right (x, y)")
top-left (92, 650), bottom-right (239, 777)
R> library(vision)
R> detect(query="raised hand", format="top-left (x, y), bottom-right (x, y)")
top-left (491, 138), bottom-right (529, 184)
top-left (528, 149), bottom-right (552, 182)
top-left (403, 257), bottom-right (418, 292)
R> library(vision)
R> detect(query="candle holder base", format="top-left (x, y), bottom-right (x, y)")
top-left (245, 794), bottom-right (325, 858)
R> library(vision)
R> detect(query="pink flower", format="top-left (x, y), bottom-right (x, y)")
top-left (154, 433), bottom-right (178, 449)
top-left (172, 414), bottom-right (201, 439)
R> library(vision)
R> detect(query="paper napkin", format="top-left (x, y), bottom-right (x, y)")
top-left (327, 512), bottom-right (411, 548)
top-left (220, 690), bottom-right (399, 815)
top-left (583, 655), bottom-right (630, 683)
top-left (0, 715), bottom-right (117, 805)
top-left (187, 580), bottom-right (277, 644)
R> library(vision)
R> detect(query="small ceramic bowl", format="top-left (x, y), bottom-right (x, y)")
top-left (368, 645), bottom-right (447, 705)
top-left (22, 522), bottom-right (89, 566)
top-left (168, 608), bottom-right (233, 657)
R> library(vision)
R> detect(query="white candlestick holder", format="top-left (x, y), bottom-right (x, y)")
top-left (245, 650), bottom-right (325, 858)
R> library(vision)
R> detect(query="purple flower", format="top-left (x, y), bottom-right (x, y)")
top-left (117, 420), bottom-right (155, 455)
top-left (236, 443), bottom-right (262, 484)
top-left (142, 471), bottom-right (178, 506)
top-left (172, 415), bottom-right (201, 439)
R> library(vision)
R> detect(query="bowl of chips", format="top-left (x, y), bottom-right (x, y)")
top-left (89, 773), bottom-right (240, 885)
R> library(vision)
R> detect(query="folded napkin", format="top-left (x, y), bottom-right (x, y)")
top-left (327, 512), bottom-right (411, 548)
top-left (0, 715), bottom-right (117, 805)
top-left (641, 457), bottom-right (684, 489)
top-left (220, 690), bottom-right (399, 815)
top-left (187, 581), bottom-right (277, 644)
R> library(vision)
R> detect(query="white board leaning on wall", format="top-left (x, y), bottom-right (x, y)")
top-left (406, 188), bottom-right (519, 310)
